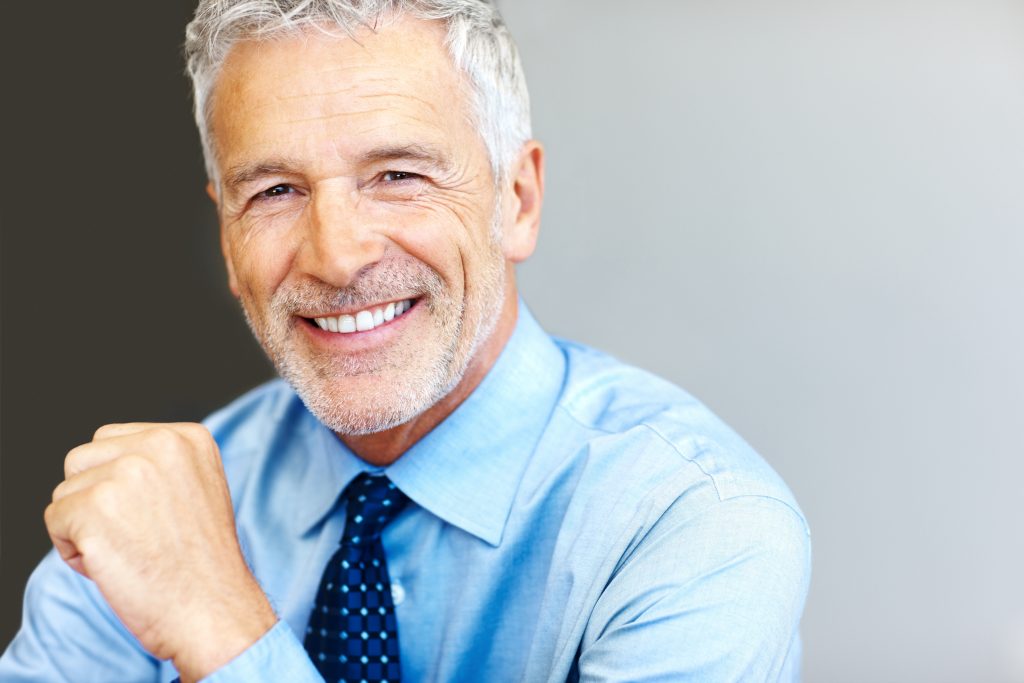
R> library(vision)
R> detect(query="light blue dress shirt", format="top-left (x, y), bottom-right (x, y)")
top-left (2, 304), bottom-right (811, 682)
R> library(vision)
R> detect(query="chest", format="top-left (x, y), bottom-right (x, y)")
top-left (237, 492), bottom-right (615, 682)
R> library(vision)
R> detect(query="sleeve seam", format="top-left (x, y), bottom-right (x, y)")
top-left (553, 405), bottom-right (726, 501)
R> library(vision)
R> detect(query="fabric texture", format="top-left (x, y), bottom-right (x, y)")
top-left (1, 302), bottom-right (811, 682)
top-left (303, 473), bottom-right (408, 682)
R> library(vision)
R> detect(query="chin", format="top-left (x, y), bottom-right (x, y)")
top-left (282, 361), bottom-right (459, 436)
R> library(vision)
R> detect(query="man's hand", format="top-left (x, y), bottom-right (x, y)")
top-left (44, 422), bottom-right (277, 683)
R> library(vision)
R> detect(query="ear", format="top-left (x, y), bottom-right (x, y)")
top-left (207, 181), bottom-right (241, 298)
top-left (500, 140), bottom-right (545, 263)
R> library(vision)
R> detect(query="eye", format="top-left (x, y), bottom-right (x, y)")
top-left (255, 184), bottom-right (294, 201)
top-left (381, 170), bottom-right (421, 183)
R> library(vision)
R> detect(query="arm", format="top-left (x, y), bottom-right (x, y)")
top-left (1, 552), bottom-right (324, 683)
top-left (34, 422), bottom-right (285, 681)
top-left (577, 495), bottom-right (811, 682)
top-left (3, 421), bottom-right (325, 683)
top-left (0, 549), bottom-right (158, 682)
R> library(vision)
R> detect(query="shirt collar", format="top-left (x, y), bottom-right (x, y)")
top-left (295, 300), bottom-right (566, 547)
top-left (292, 423), bottom-right (372, 537)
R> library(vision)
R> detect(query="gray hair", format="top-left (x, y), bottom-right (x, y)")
top-left (184, 0), bottom-right (531, 186)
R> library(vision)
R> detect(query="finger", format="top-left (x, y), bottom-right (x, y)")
top-left (52, 466), bottom-right (99, 503)
top-left (93, 422), bottom-right (212, 454)
top-left (92, 422), bottom-right (158, 443)
top-left (44, 492), bottom-right (95, 578)
top-left (66, 428), bottom-right (162, 478)
top-left (65, 438), bottom-right (131, 479)
top-left (65, 425), bottom-right (158, 479)
top-left (54, 453), bottom-right (145, 503)
top-left (65, 424), bottom-right (204, 479)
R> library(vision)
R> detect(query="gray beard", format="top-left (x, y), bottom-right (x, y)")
top-left (239, 240), bottom-right (506, 436)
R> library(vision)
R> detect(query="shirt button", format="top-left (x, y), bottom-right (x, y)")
top-left (391, 581), bottom-right (406, 606)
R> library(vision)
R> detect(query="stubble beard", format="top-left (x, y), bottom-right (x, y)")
top-left (238, 231), bottom-right (506, 436)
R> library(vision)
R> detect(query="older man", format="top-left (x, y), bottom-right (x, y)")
top-left (1, 1), bottom-right (810, 682)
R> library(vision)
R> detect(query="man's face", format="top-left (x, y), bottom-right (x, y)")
top-left (208, 16), bottom-right (510, 434)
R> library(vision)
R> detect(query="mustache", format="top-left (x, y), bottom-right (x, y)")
top-left (270, 261), bottom-right (445, 315)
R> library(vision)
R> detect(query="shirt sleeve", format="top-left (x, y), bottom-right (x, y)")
top-left (0, 548), bottom-right (159, 683)
top-left (1, 551), bottom-right (323, 683)
top-left (576, 495), bottom-right (812, 682)
top-left (192, 620), bottom-right (324, 683)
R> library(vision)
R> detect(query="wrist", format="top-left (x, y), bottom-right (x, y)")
top-left (172, 581), bottom-right (278, 683)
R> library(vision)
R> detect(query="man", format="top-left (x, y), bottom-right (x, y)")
top-left (1, 1), bottom-right (811, 681)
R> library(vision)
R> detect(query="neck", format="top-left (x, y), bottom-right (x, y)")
top-left (336, 276), bottom-right (520, 466)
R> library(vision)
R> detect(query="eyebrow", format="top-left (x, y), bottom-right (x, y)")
top-left (222, 144), bottom-right (454, 192)
top-left (223, 159), bottom-right (302, 189)
top-left (359, 143), bottom-right (453, 172)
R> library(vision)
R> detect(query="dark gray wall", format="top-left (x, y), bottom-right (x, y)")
top-left (4, 2), bottom-right (1024, 681)
top-left (1, 0), bottom-right (275, 646)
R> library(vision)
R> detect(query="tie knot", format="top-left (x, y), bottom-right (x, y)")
top-left (340, 473), bottom-right (409, 547)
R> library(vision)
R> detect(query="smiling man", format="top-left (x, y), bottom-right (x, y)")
top-left (1, 2), bottom-right (811, 682)
top-left (211, 18), bottom-right (526, 464)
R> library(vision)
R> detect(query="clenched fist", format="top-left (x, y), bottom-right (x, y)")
top-left (45, 422), bottom-right (278, 682)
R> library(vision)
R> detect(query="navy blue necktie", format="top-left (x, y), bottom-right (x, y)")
top-left (304, 473), bottom-right (410, 682)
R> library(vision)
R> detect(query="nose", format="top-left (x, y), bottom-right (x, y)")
top-left (296, 185), bottom-right (387, 288)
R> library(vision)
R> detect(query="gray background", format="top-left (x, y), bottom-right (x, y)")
top-left (3, 1), bottom-right (1023, 681)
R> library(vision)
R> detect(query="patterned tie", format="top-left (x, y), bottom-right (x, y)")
top-left (304, 473), bottom-right (410, 682)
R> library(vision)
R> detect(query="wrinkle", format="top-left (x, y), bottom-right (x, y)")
top-left (276, 89), bottom-right (441, 117)
top-left (285, 107), bottom-right (395, 125)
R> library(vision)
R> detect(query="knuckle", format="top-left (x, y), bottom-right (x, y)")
top-left (92, 423), bottom-right (118, 441)
top-left (155, 446), bottom-right (182, 470)
top-left (43, 502), bottom-right (68, 537)
top-left (148, 425), bottom-right (210, 468)
top-left (75, 535), bottom-right (102, 559)
top-left (64, 445), bottom-right (86, 476)
top-left (114, 454), bottom-right (151, 482)
top-left (86, 481), bottom-right (120, 514)
top-left (146, 426), bottom-right (186, 458)
top-left (182, 422), bottom-right (213, 444)
top-left (152, 425), bottom-right (185, 448)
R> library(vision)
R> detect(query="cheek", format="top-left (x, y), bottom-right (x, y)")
top-left (377, 200), bottom-right (493, 294)
top-left (228, 227), bottom-right (296, 302)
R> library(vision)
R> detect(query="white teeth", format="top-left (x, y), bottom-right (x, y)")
top-left (315, 299), bottom-right (414, 334)
top-left (355, 310), bottom-right (374, 332)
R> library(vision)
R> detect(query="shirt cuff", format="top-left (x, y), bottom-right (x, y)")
top-left (184, 620), bottom-right (323, 683)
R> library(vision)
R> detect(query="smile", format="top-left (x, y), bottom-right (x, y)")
top-left (309, 299), bottom-right (416, 334)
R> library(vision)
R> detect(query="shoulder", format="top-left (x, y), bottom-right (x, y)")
top-left (547, 340), bottom-right (810, 671)
top-left (549, 336), bottom-right (809, 542)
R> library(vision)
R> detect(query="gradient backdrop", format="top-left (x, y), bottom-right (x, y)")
top-left (3, 1), bottom-right (1022, 681)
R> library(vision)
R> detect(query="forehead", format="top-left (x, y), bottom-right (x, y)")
top-left (209, 15), bottom-right (480, 175)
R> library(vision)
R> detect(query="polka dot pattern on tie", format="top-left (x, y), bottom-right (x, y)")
top-left (304, 474), bottom-right (410, 683)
